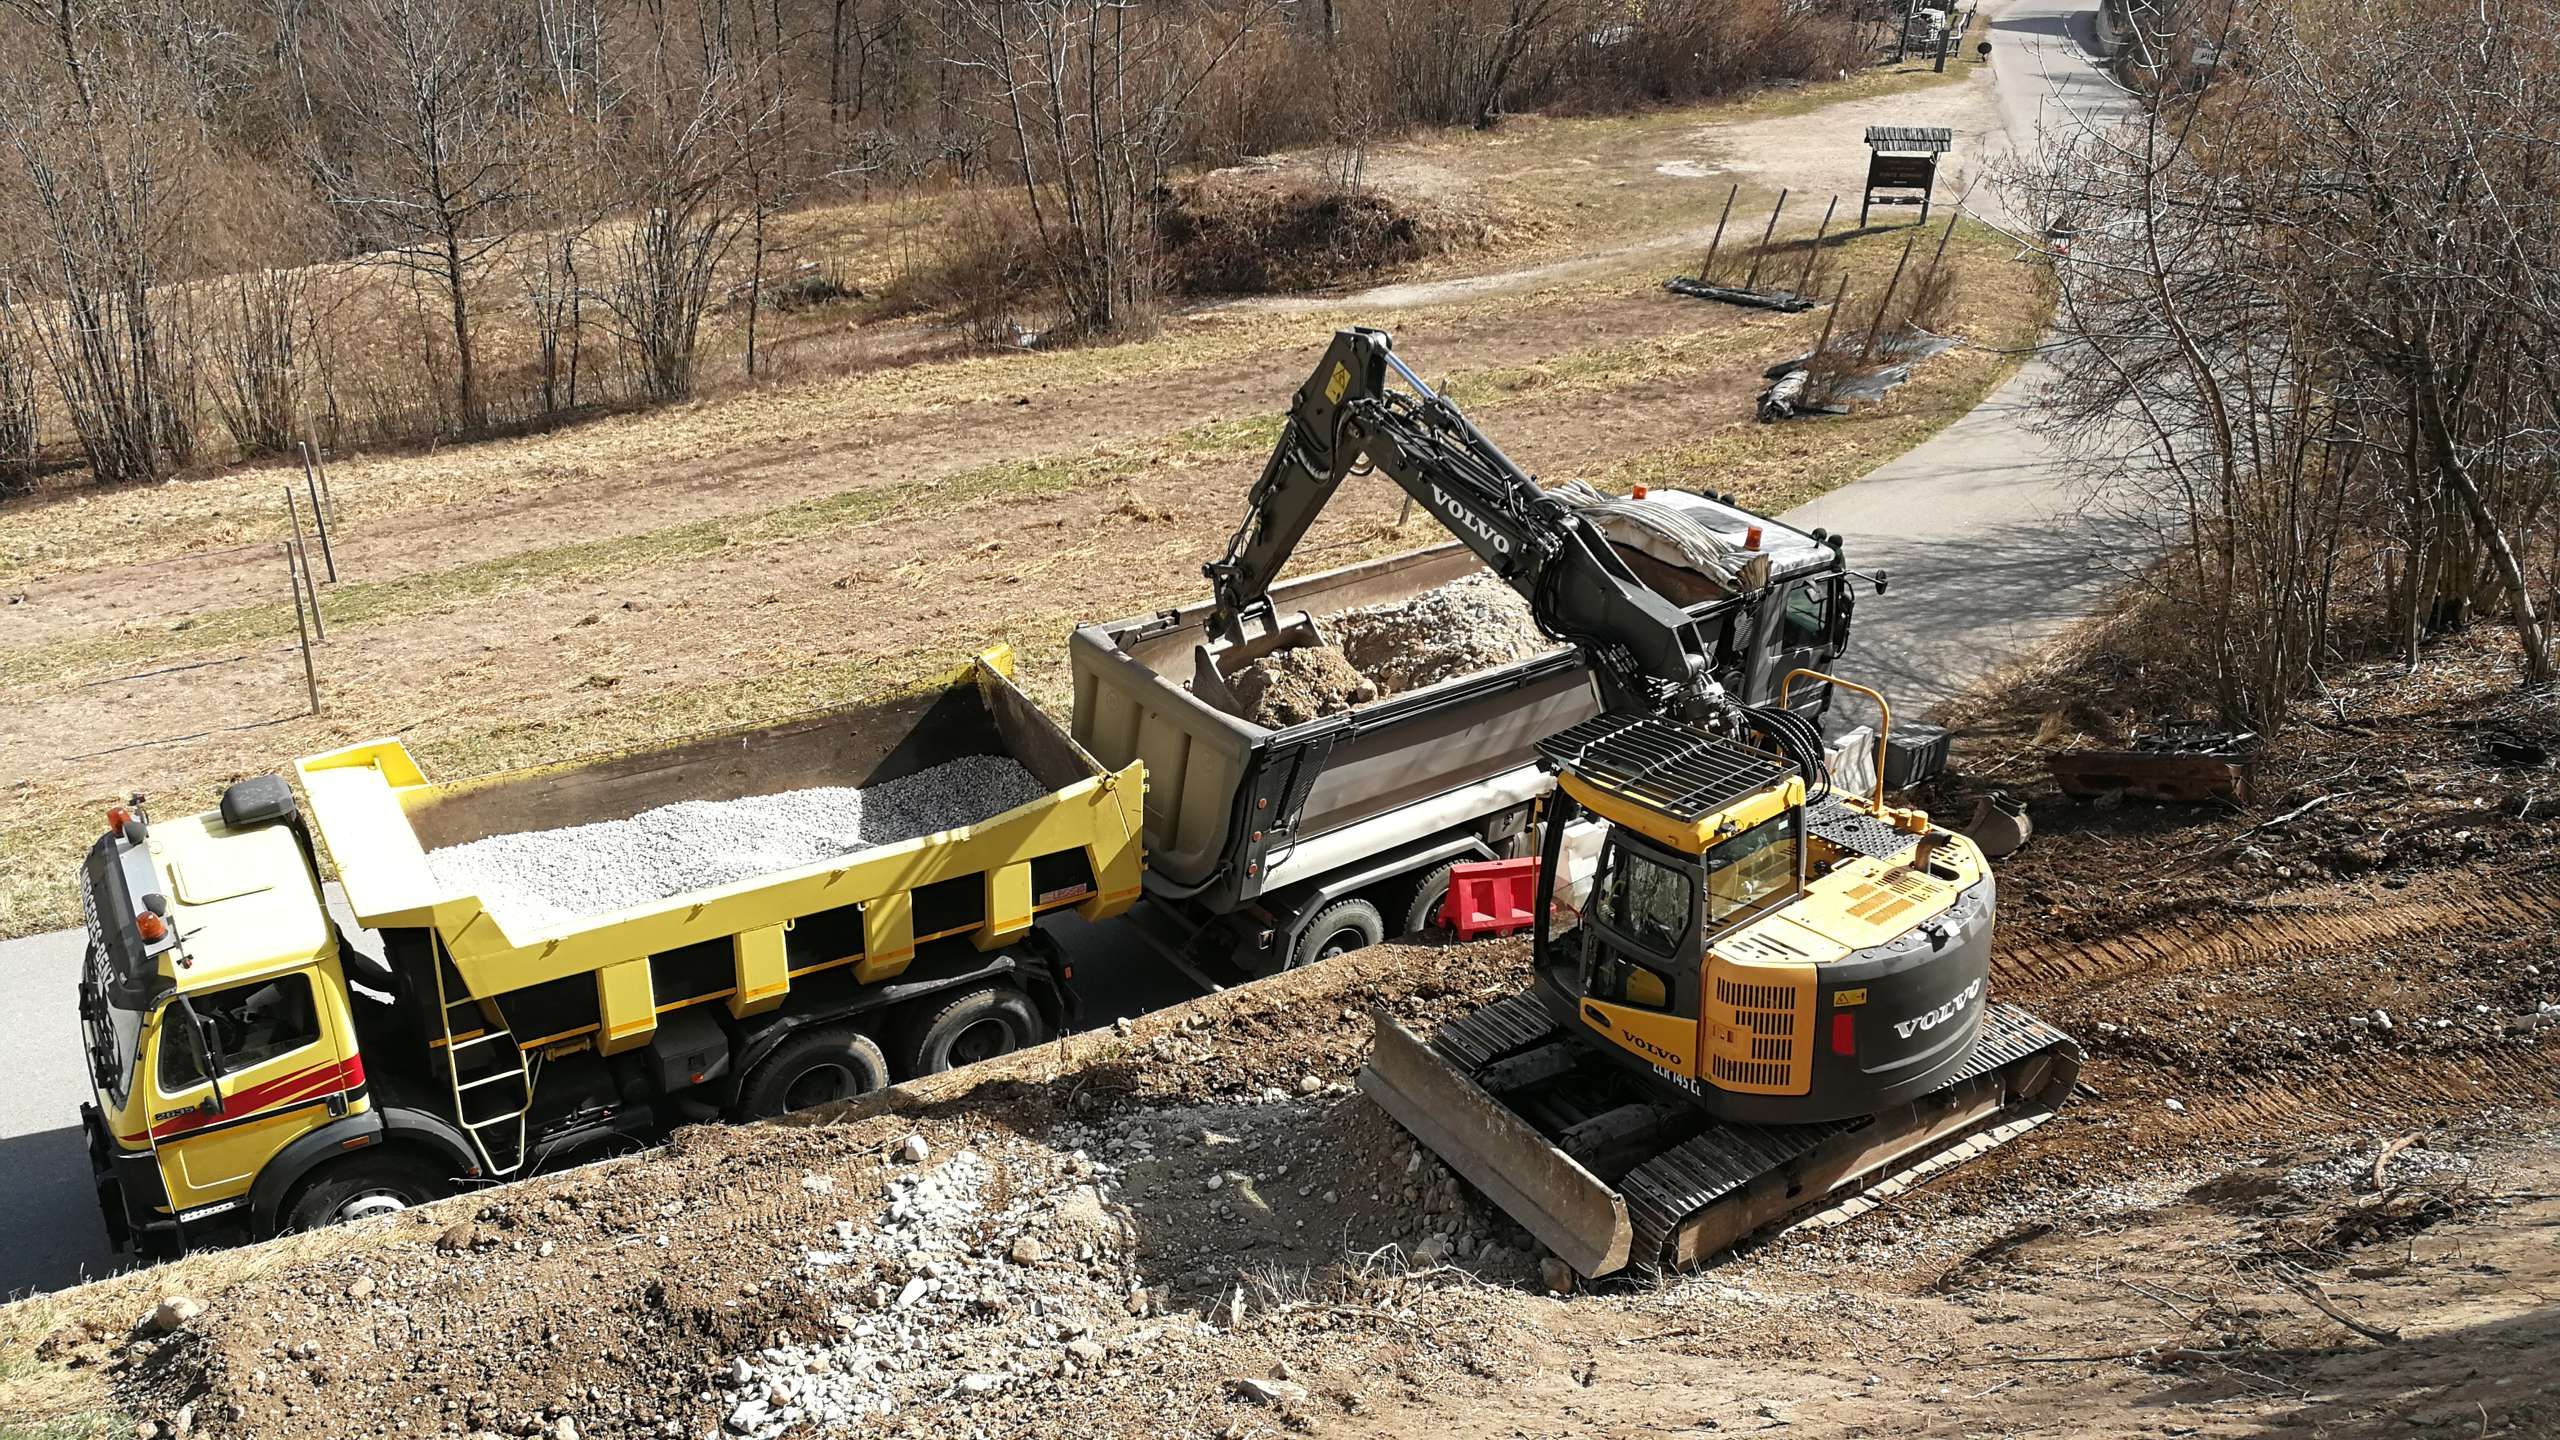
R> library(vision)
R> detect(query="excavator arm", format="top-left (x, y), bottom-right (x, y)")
top-left (1204, 328), bottom-right (1727, 720)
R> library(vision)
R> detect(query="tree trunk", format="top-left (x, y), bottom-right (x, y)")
top-left (443, 225), bottom-right (479, 431)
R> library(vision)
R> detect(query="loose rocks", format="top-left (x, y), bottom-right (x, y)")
top-left (146, 1297), bottom-right (203, 1334)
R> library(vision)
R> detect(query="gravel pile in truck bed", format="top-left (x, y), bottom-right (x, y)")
top-left (1229, 574), bottom-right (1557, 728)
top-left (426, 756), bottom-right (1050, 932)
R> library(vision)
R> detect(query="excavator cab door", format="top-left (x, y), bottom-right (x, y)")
top-left (1570, 829), bottom-right (1703, 1081)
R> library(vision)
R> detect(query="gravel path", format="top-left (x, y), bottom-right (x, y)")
top-left (427, 756), bottom-right (1050, 932)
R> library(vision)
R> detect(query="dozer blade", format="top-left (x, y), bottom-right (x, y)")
top-left (1359, 1009), bottom-right (1633, 1278)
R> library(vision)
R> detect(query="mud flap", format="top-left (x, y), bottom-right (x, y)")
top-left (1358, 1009), bottom-right (1633, 1277)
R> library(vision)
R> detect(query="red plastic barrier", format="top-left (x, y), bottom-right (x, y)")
top-left (1439, 856), bottom-right (1541, 940)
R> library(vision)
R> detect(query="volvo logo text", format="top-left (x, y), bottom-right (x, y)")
top-left (1428, 484), bottom-right (1512, 554)
top-left (1891, 978), bottom-right (1983, 1040)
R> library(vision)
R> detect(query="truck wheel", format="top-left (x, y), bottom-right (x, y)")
top-left (894, 983), bottom-right (1046, 1078)
top-left (280, 1151), bottom-right (452, 1234)
top-left (1289, 897), bottom-right (1385, 970)
top-left (737, 1027), bottom-right (892, 1118)
top-left (1399, 862), bottom-right (1459, 938)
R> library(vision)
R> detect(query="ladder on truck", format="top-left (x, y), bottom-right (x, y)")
top-left (430, 935), bottom-right (534, 1178)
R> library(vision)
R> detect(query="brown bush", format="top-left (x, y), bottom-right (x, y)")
top-left (1158, 173), bottom-right (1460, 296)
top-left (881, 200), bottom-right (1047, 346)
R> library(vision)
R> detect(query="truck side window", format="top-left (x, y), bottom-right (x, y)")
top-left (1783, 582), bottom-right (1827, 649)
top-left (159, 974), bottom-right (321, 1092)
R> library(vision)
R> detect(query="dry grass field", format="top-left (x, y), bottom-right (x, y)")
top-left (0, 53), bottom-right (2037, 942)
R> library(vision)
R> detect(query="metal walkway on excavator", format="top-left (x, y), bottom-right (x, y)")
top-left (1363, 991), bottom-right (2081, 1276)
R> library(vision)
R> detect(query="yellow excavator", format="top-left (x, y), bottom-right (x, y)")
top-left (1210, 328), bottom-right (2080, 1276)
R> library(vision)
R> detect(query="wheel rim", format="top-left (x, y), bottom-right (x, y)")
top-left (1315, 926), bottom-right (1366, 961)
top-left (947, 1016), bottom-right (1018, 1067)
top-left (336, 1190), bottom-right (412, 1224)
top-left (1416, 887), bottom-right (1449, 934)
top-left (783, 1062), bottom-right (860, 1111)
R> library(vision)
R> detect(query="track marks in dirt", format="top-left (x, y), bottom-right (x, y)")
top-left (1994, 877), bottom-right (2559, 1001)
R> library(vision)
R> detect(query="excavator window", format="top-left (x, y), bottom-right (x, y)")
top-left (1581, 837), bottom-right (1691, 1014)
top-left (1599, 842), bottom-right (1692, 955)
top-left (1703, 810), bottom-right (1801, 928)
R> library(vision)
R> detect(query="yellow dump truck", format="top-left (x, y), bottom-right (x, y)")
top-left (75, 651), bottom-right (1140, 1254)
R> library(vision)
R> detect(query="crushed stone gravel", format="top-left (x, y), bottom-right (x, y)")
top-left (427, 756), bottom-right (1050, 932)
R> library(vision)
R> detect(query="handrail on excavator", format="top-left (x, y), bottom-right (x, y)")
top-left (1779, 668), bottom-right (1889, 816)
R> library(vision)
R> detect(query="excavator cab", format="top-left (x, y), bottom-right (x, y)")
top-left (1527, 710), bottom-right (2002, 1127)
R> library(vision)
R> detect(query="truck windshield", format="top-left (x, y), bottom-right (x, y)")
top-left (78, 953), bottom-right (144, 1106)
top-left (1704, 810), bottom-right (1800, 926)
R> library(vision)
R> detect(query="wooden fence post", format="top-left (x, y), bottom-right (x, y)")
top-left (285, 542), bottom-right (320, 715)
top-left (285, 489), bottom-right (327, 639)
top-left (1743, 189), bottom-right (1790, 292)
top-left (1798, 195), bottom-right (1840, 295)
top-left (1699, 183), bottom-right (1740, 283)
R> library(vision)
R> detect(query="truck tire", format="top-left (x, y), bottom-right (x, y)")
top-left (893, 983), bottom-right (1046, 1079)
top-left (1399, 861), bottom-right (1459, 938)
top-left (279, 1150), bottom-right (452, 1234)
top-left (1289, 897), bottom-right (1385, 970)
top-left (736, 1026), bottom-right (892, 1118)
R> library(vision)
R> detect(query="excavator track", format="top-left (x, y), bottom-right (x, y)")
top-left (1362, 994), bottom-right (2080, 1278)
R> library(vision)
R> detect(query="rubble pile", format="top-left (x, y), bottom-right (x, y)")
top-left (1228, 575), bottom-right (1555, 729)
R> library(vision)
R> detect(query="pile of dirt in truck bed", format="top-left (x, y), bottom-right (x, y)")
top-left (1229, 643), bottom-right (1377, 728)
top-left (1230, 576), bottom-right (1554, 728)
top-left (425, 757), bottom-right (1050, 931)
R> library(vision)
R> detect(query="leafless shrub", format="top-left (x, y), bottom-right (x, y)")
top-left (0, 287), bottom-right (38, 494)
top-left (2003, 0), bottom-right (2560, 728)
top-left (883, 199), bottom-right (1044, 347)
top-left (952, 0), bottom-right (1278, 336)
top-left (201, 270), bottom-right (308, 459)
top-left (0, 3), bottom-right (201, 485)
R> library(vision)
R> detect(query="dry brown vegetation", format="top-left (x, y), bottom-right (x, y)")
top-left (2004, 0), bottom-right (2560, 731)
top-left (0, 0), bottom-right (1911, 496)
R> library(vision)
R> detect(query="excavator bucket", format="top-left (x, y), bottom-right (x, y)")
top-left (1358, 1009), bottom-right (1633, 1277)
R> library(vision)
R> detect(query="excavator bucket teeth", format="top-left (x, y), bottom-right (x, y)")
top-left (1358, 1009), bottom-right (1634, 1278)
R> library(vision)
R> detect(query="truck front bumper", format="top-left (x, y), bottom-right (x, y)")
top-left (81, 1101), bottom-right (175, 1255)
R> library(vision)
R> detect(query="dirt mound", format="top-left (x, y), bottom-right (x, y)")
top-left (1230, 643), bottom-right (1376, 727)
top-left (1159, 168), bottom-right (1511, 296)
top-left (58, 939), bottom-right (1539, 1440)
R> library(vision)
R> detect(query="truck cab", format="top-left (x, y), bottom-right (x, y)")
top-left (76, 780), bottom-right (390, 1254)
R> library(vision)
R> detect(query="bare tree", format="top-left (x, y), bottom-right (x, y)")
top-left (596, 4), bottom-right (771, 402)
top-left (0, 283), bottom-right (38, 492)
top-left (307, 0), bottom-right (533, 433)
top-left (2006, 0), bottom-right (2560, 727)
top-left (952, 0), bottom-right (1274, 336)
top-left (0, 0), bottom-right (202, 484)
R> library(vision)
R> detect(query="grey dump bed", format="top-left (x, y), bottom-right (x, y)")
top-left (1071, 543), bottom-right (1593, 914)
top-left (1071, 493), bottom-right (1851, 917)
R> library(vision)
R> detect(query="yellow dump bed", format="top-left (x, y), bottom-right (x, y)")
top-left (296, 649), bottom-right (1142, 1056)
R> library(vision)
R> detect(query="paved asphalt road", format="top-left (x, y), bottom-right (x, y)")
top-left (1788, 0), bottom-right (2142, 710)
top-left (0, 0), bottom-right (2131, 1299)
